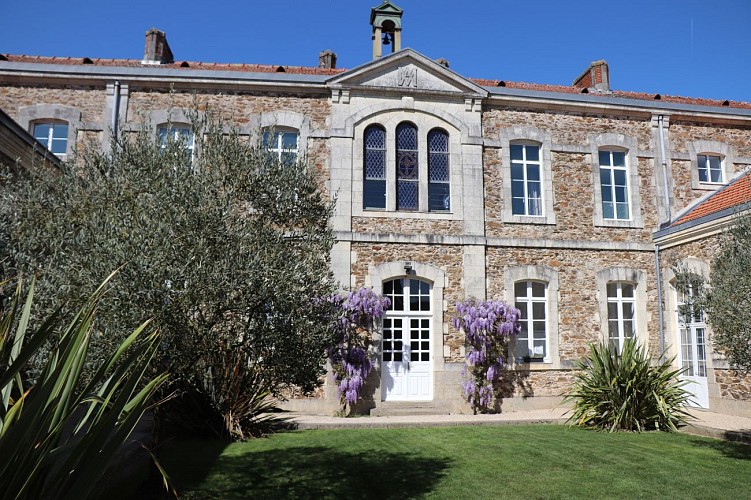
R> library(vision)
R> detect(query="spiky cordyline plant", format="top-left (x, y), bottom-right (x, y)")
top-left (564, 340), bottom-right (691, 432)
top-left (0, 274), bottom-right (169, 499)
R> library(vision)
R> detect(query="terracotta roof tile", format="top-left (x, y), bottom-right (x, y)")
top-left (3, 54), bottom-right (346, 76)
top-left (673, 173), bottom-right (751, 226)
top-left (4, 54), bottom-right (751, 109)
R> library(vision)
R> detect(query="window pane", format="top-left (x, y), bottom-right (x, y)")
top-left (614, 185), bottom-right (627, 203)
top-left (613, 169), bottom-right (627, 187)
top-left (616, 202), bottom-right (630, 220)
top-left (511, 179), bottom-right (525, 198)
top-left (612, 151), bottom-right (626, 166)
top-left (607, 283), bottom-right (617, 297)
top-left (532, 320), bottom-right (546, 338)
top-left (531, 282), bottom-right (545, 297)
top-left (282, 132), bottom-right (298, 149)
top-left (50, 138), bottom-right (67, 154)
top-left (33, 123), bottom-right (51, 143)
top-left (607, 302), bottom-right (618, 320)
top-left (515, 282), bottom-right (528, 297)
top-left (697, 155), bottom-right (709, 182)
top-left (397, 180), bottom-right (418, 210)
top-left (526, 145), bottom-right (539, 162)
top-left (517, 302), bottom-right (528, 319)
top-left (52, 123), bottom-right (68, 139)
top-left (511, 164), bottom-right (524, 181)
top-left (364, 180), bottom-right (386, 209)
top-left (602, 201), bottom-right (614, 219)
top-left (527, 165), bottom-right (540, 181)
top-left (621, 284), bottom-right (634, 297)
top-left (512, 198), bottom-right (525, 215)
top-left (621, 302), bottom-right (634, 320)
top-left (599, 151), bottom-right (611, 166)
top-left (600, 168), bottom-right (612, 187)
top-left (510, 144), bottom-right (523, 161)
top-left (532, 302), bottom-right (546, 320)
top-left (429, 183), bottom-right (450, 211)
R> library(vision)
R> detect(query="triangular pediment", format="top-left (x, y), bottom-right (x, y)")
top-left (327, 49), bottom-right (487, 97)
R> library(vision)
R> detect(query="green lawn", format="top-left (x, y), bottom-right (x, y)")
top-left (159, 425), bottom-right (750, 499)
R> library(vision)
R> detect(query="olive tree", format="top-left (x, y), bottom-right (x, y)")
top-left (0, 109), bottom-right (337, 438)
top-left (704, 212), bottom-right (751, 373)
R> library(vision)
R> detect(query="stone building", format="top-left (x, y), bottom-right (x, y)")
top-left (1, 1), bottom-right (750, 416)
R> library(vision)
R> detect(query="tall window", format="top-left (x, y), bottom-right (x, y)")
top-left (363, 125), bottom-right (387, 210)
top-left (396, 122), bottom-right (418, 211)
top-left (158, 125), bottom-right (195, 160)
top-left (514, 281), bottom-right (548, 362)
top-left (607, 282), bottom-right (635, 351)
top-left (510, 143), bottom-right (542, 216)
top-left (428, 129), bottom-right (450, 211)
top-left (599, 150), bottom-right (630, 220)
top-left (382, 278), bottom-right (431, 363)
top-left (263, 129), bottom-right (298, 166)
top-left (677, 285), bottom-right (707, 377)
top-left (697, 154), bottom-right (723, 184)
top-left (33, 122), bottom-right (68, 157)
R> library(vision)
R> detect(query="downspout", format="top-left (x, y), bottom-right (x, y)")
top-left (111, 80), bottom-right (121, 145)
top-left (655, 243), bottom-right (665, 359)
top-left (655, 115), bottom-right (670, 360)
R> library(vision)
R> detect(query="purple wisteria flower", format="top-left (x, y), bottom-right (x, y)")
top-left (327, 287), bottom-right (390, 413)
top-left (453, 299), bottom-right (521, 414)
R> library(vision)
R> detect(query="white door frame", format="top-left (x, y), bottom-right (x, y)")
top-left (676, 287), bottom-right (709, 409)
top-left (381, 277), bottom-right (433, 401)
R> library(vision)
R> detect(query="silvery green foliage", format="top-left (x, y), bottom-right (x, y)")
top-left (705, 212), bottom-right (751, 373)
top-left (0, 109), bottom-right (337, 399)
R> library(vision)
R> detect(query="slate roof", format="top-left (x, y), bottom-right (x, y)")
top-left (3, 53), bottom-right (751, 110)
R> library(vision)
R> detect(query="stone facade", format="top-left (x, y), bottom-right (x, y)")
top-left (2, 17), bottom-right (751, 417)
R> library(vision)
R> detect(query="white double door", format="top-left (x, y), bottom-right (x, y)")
top-left (381, 314), bottom-right (432, 401)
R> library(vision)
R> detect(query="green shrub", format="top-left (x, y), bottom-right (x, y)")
top-left (564, 340), bottom-right (691, 432)
top-left (0, 275), bottom-right (169, 499)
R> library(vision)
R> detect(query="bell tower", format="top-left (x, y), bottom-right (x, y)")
top-left (370, 1), bottom-right (403, 59)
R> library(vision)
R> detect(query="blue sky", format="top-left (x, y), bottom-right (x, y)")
top-left (3, 0), bottom-right (750, 101)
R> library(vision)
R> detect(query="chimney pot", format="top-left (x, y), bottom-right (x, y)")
top-left (319, 50), bottom-right (337, 69)
top-left (143, 28), bottom-right (174, 65)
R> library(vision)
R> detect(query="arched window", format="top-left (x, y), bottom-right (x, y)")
top-left (363, 125), bottom-right (386, 209)
top-left (428, 128), bottom-right (450, 211)
top-left (33, 121), bottom-right (69, 158)
top-left (396, 122), bottom-right (418, 211)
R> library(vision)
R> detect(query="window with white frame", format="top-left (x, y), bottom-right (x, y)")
top-left (599, 149), bottom-right (630, 220)
top-left (607, 282), bottom-right (635, 351)
top-left (677, 283), bottom-right (707, 377)
top-left (697, 154), bottom-right (723, 184)
top-left (158, 125), bottom-right (195, 161)
top-left (364, 125), bottom-right (387, 210)
top-left (33, 122), bottom-right (69, 158)
top-left (510, 143), bottom-right (543, 217)
top-left (382, 278), bottom-right (431, 363)
top-left (514, 280), bottom-right (548, 362)
top-left (263, 128), bottom-right (299, 166)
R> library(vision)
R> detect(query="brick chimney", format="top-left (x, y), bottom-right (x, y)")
top-left (573, 60), bottom-right (609, 92)
top-left (143, 28), bottom-right (174, 65)
top-left (319, 50), bottom-right (337, 69)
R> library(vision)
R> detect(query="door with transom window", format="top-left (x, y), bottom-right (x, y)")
top-left (381, 278), bottom-right (432, 401)
top-left (677, 287), bottom-right (709, 408)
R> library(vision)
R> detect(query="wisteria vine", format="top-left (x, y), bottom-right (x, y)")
top-left (452, 300), bottom-right (521, 413)
top-left (327, 288), bottom-right (390, 413)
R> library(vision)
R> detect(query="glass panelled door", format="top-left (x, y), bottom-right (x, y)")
top-left (677, 287), bottom-right (709, 408)
top-left (382, 278), bottom-right (432, 401)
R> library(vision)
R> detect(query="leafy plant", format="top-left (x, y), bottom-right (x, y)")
top-left (704, 211), bottom-right (751, 372)
top-left (0, 105), bottom-right (338, 436)
top-left (564, 340), bottom-right (691, 432)
top-left (452, 300), bottom-right (520, 414)
top-left (326, 288), bottom-right (390, 414)
top-left (0, 274), bottom-right (168, 499)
